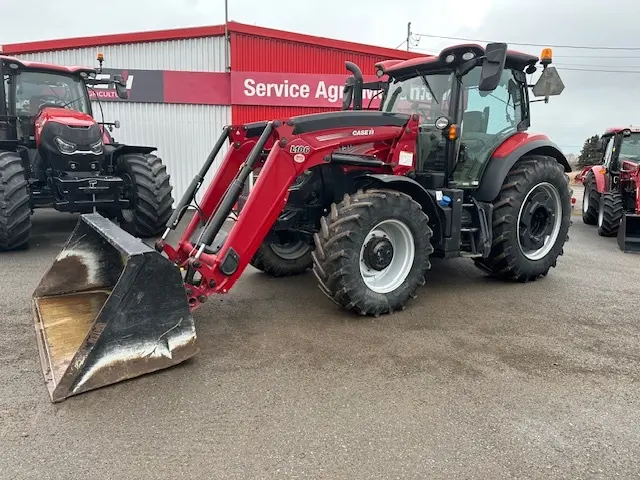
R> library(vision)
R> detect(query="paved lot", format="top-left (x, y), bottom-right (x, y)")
top-left (1, 204), bottom-right (639, 479)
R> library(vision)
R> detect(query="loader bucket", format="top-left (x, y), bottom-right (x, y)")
top-left (617, 213), bottom-right (640, 253)
top-left (31, 213), bottom-right (198, 403)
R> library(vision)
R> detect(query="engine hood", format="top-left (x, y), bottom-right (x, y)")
top-left (35, 107), bottom-right (96, 145)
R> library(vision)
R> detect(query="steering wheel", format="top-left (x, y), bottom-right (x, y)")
top-left (33, 95), bottom-right (66, 114)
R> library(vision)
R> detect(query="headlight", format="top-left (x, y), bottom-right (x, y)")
top-left (54, 137), bottom-right (77, 154)
top-left (89, 139), bottom-right (104, 154)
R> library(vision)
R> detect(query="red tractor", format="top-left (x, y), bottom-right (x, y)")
top-left (0, 54), bottom-right (174, 251)
top-left (579, 126), bottom-right (640, 251)
top-left (32, 42), bottom-right (573, 402)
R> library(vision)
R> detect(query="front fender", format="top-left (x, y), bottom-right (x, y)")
top-left (472, 139), bottom-right (571, 202)
top-left (112, 144), bottom-right (157, 157)
top-left (361, 174), bottom-right (443, 242)
top-left (586, 165), bottom-right (607, 193)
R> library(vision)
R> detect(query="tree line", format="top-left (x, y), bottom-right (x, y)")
top-left (577, 134), bottom-right (602, 167)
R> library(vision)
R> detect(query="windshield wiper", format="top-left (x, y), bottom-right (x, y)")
top-left (417, 71), bottom-right (439, 105)
top-left (60, 95), bottom-right (85, 109)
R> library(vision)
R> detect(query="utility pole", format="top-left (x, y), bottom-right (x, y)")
top-left (224, 0), bottom-right (230, 72)
top-left (406, 22), bottom-right (411, 51)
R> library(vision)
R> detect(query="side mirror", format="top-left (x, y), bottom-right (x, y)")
top-left (114, 120), bottom-right (121, 129)
top-left (532, 66), bottom-right (565, 100)
top-left (478, 42), bottom-right (507, 92)
top-left (112, 75), bottom-right (128, 100)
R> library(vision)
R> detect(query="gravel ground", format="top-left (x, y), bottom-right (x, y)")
top-left (1, 204), bottom-right (639, 480)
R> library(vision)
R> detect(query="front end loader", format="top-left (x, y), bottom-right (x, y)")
top-left (580, 126), bottom-right (640, 252)
top-left (31, 42), bottom-right (572, 402)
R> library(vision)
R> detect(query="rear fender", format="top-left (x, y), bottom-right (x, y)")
top-left (473, 139), bottom-right (572, 202)
top-left (360, 174), bottom-right (443, 242)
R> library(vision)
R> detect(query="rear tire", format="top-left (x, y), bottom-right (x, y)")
top-left (582, 171), bottom-right (600, 225)
top-left (0, 151), bottom-right (31, 251)
top-left (250, 234), bottom-right (313, 277)
top-left (473, 155), bottom-right (571, 282)
top-left (116, 153), bottom-right (174, 238)
top-left (597, 191), bottom-right (623, 237)
top-left (312, 189), bottom-right (433, 316)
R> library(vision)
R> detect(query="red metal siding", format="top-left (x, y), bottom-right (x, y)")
top-left (232, 105), bottom-right (336, 124)
top-left (230, 32), bottom-right (411, 75)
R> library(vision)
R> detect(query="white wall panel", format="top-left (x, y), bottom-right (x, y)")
top-left (95, 102), bottom-right (231, 203)
top-left (14, 36), bottom-right (226, 72)
top-left (12, 36), bottom-right (231, 205)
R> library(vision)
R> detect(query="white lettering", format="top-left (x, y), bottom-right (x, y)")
top-left (352, 129), bottom-right (374, 136)
top-left (243, 78), bottom-right (256, 96)
top-left (315, 81), bottom-right (327, 99)
top-left (242, 78), bottom-right (313, 99)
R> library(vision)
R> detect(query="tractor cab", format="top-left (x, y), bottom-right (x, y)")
top-left (1, 56), bottom-right (127, 146)
top-left (596, 127), bottom-right (640, 174)
top-left (342, 44), bottom-right (566, 192)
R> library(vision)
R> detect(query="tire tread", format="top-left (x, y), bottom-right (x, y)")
top-left (0, 150), bottom-right (31, 251)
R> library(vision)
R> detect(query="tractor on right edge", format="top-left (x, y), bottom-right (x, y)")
top-left (580, 126), bottom-right (640, 252)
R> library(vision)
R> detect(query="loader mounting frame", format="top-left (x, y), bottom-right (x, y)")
top-left (155, 113), bottom-right (420, 310)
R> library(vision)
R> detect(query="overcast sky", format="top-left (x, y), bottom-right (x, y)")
top-left (2, 0), bottom-right (640, 155)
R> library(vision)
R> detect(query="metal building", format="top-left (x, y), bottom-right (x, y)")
top-left (1, 22), bottom-right (425, 201)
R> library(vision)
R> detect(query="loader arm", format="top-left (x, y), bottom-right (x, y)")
top-left (156, 112), bottom-right (420, 310)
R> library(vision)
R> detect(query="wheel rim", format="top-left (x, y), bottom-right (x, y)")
top-left (582, 185), bottom-right (589, 213)
top-left (598, 200), bottom-right (604, 227)
top-left (269, 241), bottom-right (310, 260)
top-left (359, 219), bottom-right (415, 294)
top-left (517, 182), bottom-right (563, 261)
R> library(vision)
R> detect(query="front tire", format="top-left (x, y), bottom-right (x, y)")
top-left (597, 191), bottom-right (623, 237)
top-left (312, 189), bottom-right (433, 316)
top-left (0, 151), bottom-right (31, 251)
top-left (474, 155), bottom-right (571, 282)
top-left (582, 171), bottom-right (600, 225)
top-left (116, 153), bottom-right (174, 238)
top-left (250, 232), bottom-right (313, 277)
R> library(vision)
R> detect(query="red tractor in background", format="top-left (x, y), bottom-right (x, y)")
top-left (0, 54), bottom-right (174, 251)
top-left (579, 126), bottom-right (640, 252)
top-left (32, 42), bottom-right (573, 402)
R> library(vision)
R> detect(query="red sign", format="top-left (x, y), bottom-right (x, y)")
top-left (84, 69), bottom-right (388, 108)
top-left (230, 72), bottom-right (383, 108)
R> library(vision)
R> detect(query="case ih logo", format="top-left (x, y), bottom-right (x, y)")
top-left (352, 129), bottom-right (374, 136)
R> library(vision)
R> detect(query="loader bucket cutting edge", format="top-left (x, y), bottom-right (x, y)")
top-left (32, 213), bottom-right (199, 402)
top-left (617, 213), bottom-right (640, 253)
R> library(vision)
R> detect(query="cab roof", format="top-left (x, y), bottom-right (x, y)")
top-left (604, 126), bottom-right (640, 135)
top-left (0, 55), bottom-right (96, 76)
top-left (376, 43), bottom-right (539, 78)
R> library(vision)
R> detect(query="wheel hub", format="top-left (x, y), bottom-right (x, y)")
top-left (363, 236), bottom-right (394, 271)
top-left (359, 219), bottom-right (416, 294)
top-left (517, 182), bottom-right (563, 261)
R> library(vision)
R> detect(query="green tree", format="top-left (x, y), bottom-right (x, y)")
top-left (577, 134), bottom-right (602, 167)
